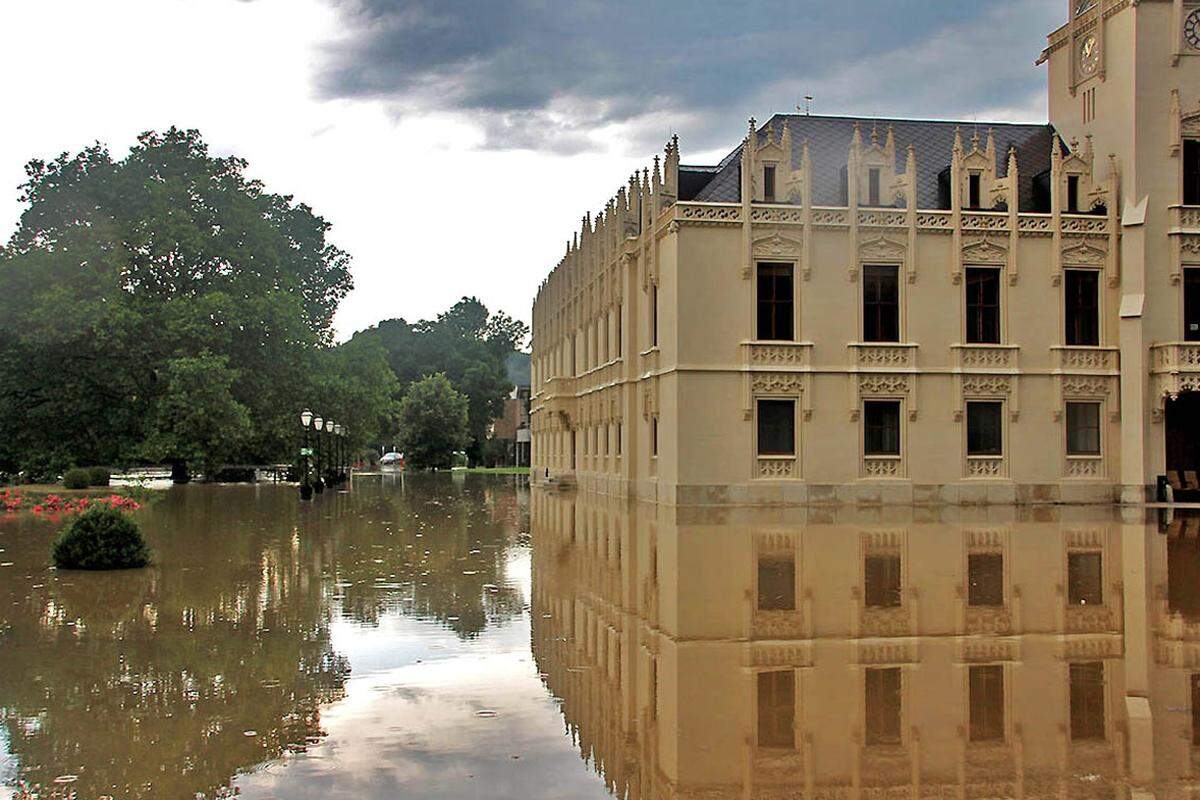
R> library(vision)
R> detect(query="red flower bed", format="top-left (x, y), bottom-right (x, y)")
top-left (1, 490), bottom-right (139, 519)
top-left (0, 488), bottom-right (23, 513)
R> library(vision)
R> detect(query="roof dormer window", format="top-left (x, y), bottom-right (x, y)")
top-left (763, 164), bottom-right (777, 202)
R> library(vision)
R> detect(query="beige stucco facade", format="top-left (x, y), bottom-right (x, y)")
top-left (531, 489), bottom-right (1200, 798)
top-left (530, 0), bottom-right (1200, 506)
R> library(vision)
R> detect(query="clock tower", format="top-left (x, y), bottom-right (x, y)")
top-left (1042, 0), bottom-right (1200, 503)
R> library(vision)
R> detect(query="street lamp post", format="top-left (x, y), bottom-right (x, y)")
top-left (334, 423), bottom-right (343, 484)
top-left (342, 424), bottom-right (350, 482)
top-left (299, 409), bottom-right (314, 500)
top-left (313, 416), bottom-right (325, 493)
top-left (325, 420), bottom-right (335, 487)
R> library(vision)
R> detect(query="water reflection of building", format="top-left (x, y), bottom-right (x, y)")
top-left (532, 489), bottom-right (1200, 800)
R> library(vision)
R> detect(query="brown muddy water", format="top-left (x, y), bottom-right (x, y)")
top-left (0, 476), bottom-right (1197, 799)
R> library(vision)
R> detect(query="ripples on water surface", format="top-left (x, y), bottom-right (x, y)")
top-left (0, 475), bottom-right (1198, 799)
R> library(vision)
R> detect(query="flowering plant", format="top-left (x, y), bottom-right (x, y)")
top-left (32, 494), bottom-right (141, 519)
top-left (0, 488), bottom-right (23, 513)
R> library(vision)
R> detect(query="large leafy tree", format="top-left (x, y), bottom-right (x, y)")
top-left (353, 297), bottom-right (528, 464)
top-left (0, 128), bottom-right (366, 477)
top-left (397, 373), bottom-right (469, 470)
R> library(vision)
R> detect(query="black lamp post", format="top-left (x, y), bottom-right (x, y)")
top-left (313, 415), bottom-right (326, 493)
top-left (299, 408), bottom-right (314, 500)
top-left (341, 424), bottom-right (350, 482)
top-left (324, 419), bottom-right (336, 487)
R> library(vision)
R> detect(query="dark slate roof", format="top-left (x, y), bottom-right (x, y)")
top-left (690, 114), bottom-right (1059, 212)
top-left (678, 165), bottom-right (721, 201)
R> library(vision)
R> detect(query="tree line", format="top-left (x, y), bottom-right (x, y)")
top-left (0, 128), bottom-right (525, 480)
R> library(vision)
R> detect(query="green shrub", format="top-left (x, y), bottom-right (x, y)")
top-left (52, 508), bottom-right (150, 570)
top-left (62, 468), bottom-right (91, 489)
top-left (86, 466), bottom-right (111, 487)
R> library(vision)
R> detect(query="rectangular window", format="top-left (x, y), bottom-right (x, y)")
top-left (757, 399), bottom-right (796, 456)
top-left (1186, 268), bottom-right (1200, 342)
top-left (865, 668), bottom-right (902, 745)
top-left (757, 263), bottom-right (795, 341)
top-left (969, 173), bottom-right (982, 209)
top-left (616, 423), bottom-right (622, 456)
top-left (1069, 662), bottom-right (1105, 740)
top-left (757, 670), bottom-right (794, 747)
top-left (965, 267), bottom-right (1001, 344)
top-left (1066, 401), bottom-right (1101, 456)
top-left (863, 265), bottom-right (900, 342)
top-left (1185, 139), bottom-right (1199, 206)
top-left (1192, 674), bottom-right (1200, 745)
top-left (967, 401), bottom-right (1003, 457)
top-left (763, 165), bottom-right (776, 202)
top-left (1065, 269), bottom-right (1099, 346)
top-left (864, 554), bottom-right (902, 608)
top-left (868, 168), bottom-right (881, 207)
top-left (651, 416), bottom-right (658, 457)
top-left (968, 553), bottom-right (1005, 606)
top-left (1068, 552), bottom-right (1103, 606)
top-left (1067, 174), bottom-right (1080, 213)
top-left (863, 400), bottom-right (901, 457)
top-left (969, 665), bottom-right (1005, 741)
top-left (616, 306), bottom-right (623, 354)
top-left (758, 555), bottom-right (796, 611)
top-left (651, 284), bottom-right (659, 347)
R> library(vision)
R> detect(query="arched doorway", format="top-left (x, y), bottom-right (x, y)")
top-left (1165, 392), bottom-right (1200, 474)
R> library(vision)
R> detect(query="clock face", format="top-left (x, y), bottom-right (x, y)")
top-left (1186, 9), bottom-right (1200, 50)
top-left (1080, 35), bottom-right (1100, 75)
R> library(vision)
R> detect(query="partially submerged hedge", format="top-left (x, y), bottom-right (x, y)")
top-left (52, 508), bottom-right (150, 570)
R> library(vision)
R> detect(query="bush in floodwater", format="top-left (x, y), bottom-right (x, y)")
top-left (86, 466), bottom-right (111, 487)
top-left (52, 508), bottom-right (150, 570)
top-left (62, 468), bottom-right (92, 489)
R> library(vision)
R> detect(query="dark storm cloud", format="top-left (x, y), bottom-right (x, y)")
top-left (312, 0), bottom-right (1063, 154)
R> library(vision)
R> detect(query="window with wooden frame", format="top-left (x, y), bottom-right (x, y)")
top-left (757, 555), bottom-right (796, 611)
top-left (965, 267), bottom-right (1001, 344)
top-left (1185, 139), bottom-right (1199, 206)
top-left (757, 399), bottom-right (796, 457)
top-left (969, 665), bottom-right (1005, 741)
top-left (1066, 401), bottom-right (1101, 456)
top-left (968, 553), bottom-right (1004, 607)
top-left (865, 667), bottom-right (902, 745)
top-left (863, 265), bottom-right (900, 342)
top-left (864, 400), bottom-right (901, 457)
top-left (1068, 551), bottom-right (1103, 606)
top-left (966, 401), bottom-right (1004, 457)
top-left (757, 262), bottom-right (795, 341)
top-left (757, 670), bottom-right (795, 747)
top-left (1069, 661), bottom-right (1105, 740)
top-left (763, 164), bottom-right (777, 202)
top-left (1185, 267), bottom-right (1200, 342)
top-left (864, 553), bottom-right (902, 608)
top-left (1064, 269), bottom-right (1099, 346)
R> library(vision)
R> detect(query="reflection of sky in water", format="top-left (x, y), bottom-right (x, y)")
top-left (232, 543), bottom-right (610, 798)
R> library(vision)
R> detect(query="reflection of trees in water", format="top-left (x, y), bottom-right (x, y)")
top-left (0, 489), bottom-right (349, 800)
top-left (0, 476), bottom-right (528, 797)
top-left (328, 474), bottom-right (528, 638)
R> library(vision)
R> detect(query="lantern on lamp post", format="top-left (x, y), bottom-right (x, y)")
top-left (299, 409), bottom-right (314, 499)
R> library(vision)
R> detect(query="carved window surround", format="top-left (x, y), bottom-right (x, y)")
top-left (1053, 348), bottom-right (1119, 425)
top-left (966, 455), bottom-right (1007, 480)
top-left (743, 354), bottom-right (813, 422)
top-left (1150, 342), bottom-right (1200, 419)
top-left (955, 374), bottom-right (1018, 422)
top-left (1169, 205), bottom-right (1200, 285)
top-left (1057, 530), bottom-right (1120, 635)
top-left (953, 344), bottom-right (1020, 370)
top-left (751, 531), bottom-right (810, 640)
top-left (863, 455), bottom-right (905, 480)
top-left (853, 530), bottom-right (913, 638)
top-left (757, 455), bottom-right (798, 480)
top-left (958, 528), bottom-right (1017, 636)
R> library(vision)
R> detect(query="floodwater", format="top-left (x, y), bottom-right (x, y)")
top-left (0, 476), bottom-right (1197, 799)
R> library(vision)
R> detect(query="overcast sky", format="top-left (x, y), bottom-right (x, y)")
top-left (0, 0), bottom-right (1063, 341)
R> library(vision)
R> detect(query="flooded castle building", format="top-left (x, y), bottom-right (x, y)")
top-left (529, 0), bottom-right (1200, 505)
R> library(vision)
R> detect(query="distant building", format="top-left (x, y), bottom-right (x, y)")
top-left (492, 351), bottom-right (531, 466)
top-left (530, 0), bottom-right (1200, 505)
